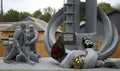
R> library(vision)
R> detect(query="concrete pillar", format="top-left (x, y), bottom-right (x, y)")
top-left (65, 0), bottom-right (80, 33)
top-left (65, 0), bottom-right (74, 32)
top-left (85, 0), bottom-right (97, 33)
top-left (74, 0), bottom-right (80, 33)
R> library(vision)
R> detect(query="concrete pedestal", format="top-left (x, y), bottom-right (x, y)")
top-left (0, 58), bottom-right (120, 71)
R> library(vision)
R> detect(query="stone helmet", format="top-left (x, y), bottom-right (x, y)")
top-left (20, 21), bottom-right (26, 29)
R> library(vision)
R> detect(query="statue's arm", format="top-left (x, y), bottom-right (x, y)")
top-left (13, 29), bottom-right (20, 47)
top-left (30, 30), bottom-right (39, 44)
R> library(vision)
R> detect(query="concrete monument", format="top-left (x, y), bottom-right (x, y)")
top-left (44, 0), bottom-right (120, 69)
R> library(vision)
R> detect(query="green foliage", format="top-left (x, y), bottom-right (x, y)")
top-left (3, 9), bottom-right (20, 22)
top-left (98, 2), bottom-right (115, 14)
top-left (33, 9), bottom-right (42, 18)
top-left (40, 13), bottom-right (51, 22)
top-left (80, 16), bottom-right (85, 21)
top-left (0, 13), bottom-right (3, 22)
top-left (19, 12), bottom-right (32, 21)
top-left (3, 9), bottom-right (32, 22)
top-left (43, 7), bottom-right (56, 16)
top-left (61, 23), bottom-right (66, 32)
top-left (2, 3), bottom-right (119, 23)
top-left (1, 7), bottom-right (56, 22)
top-left (40, 7), bottom-right (56, 22)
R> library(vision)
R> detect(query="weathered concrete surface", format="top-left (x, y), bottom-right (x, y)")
top-left (0, 58), bottom-right (120, 71)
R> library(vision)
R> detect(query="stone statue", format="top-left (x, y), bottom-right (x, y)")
top-left (26, 25), bottom-right (40, 58)
top-left (3, 22), bottom-right (40, 64)
top-left (14, 22), bottom-right (35, 64)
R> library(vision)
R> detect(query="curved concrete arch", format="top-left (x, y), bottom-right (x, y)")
top-left (44, 8), bottom-right (65, 55)
top-left (49, 15), bottom-right (64, 47)
top-left (97, 7), bottom-right (113, 54)
top-left (99, 23), bottom-right (119, 60)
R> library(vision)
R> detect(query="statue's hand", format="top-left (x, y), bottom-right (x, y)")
top-left (17, 44), bottom-right (20, 47)
top-left (18, 47), bottom-right (21, 53)
top-left (29, 41), bottom-right (32, 44)
top-left (26, 41), bottom-right (30, 45)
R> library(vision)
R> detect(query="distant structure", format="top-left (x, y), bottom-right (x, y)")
top-left (108, 10), bottom-right (120, 35)
top-left (76, 10), bottom-right (120, 36)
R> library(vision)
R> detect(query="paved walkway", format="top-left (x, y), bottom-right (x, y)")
top-left (0, 58), bottom-right (120, 71)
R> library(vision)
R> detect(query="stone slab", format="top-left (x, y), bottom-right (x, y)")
top-left (0, 58), bottom-right (120, 71)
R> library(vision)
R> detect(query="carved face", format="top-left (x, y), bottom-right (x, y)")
top-left (20, 22), bottom-right (26, 30)
top-left (29, 25), bottom-right (34, 32)
top-left (29, 27), bottom-right (34, 32)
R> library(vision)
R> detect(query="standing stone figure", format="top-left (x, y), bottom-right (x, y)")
top-left (26, 25), bottom-right (40, 58)
top-left (13, 22), bottom-right (35, 64)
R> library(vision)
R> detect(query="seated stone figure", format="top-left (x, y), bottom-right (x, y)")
top-left (3, 41), bottom-right (13, 57)
top-left (3, 41), bottom-right (17, 63)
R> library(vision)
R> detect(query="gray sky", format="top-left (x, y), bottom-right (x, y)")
top-left (2, 0), bottom-right (120, 13)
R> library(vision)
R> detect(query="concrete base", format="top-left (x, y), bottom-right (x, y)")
top-left (0, 58), bottom-right (120, 71)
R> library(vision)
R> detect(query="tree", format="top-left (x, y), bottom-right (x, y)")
top-left (3, 9), bottom-right (20, 22)
top-left (1, 7), bottom-right (56, 22)
top-left (33, 9), bottom-right (42, 19)
top-left (0, 0), bottom-right (3, 21)
top-left (40, 7), bottom-right (56, 22)
top-left (98, 2), bottom-right (115, 14)
top-left (61, 23), bottom-right (66, 32)
top-left (40, 13), bottom-right (51, 22)
top-left (3, 9), bottom-right (32, 22)
top-left (43, 7), bottom-right (56, 16)
top-left (19, 12), bottom-right (32, 21)
top-left (0, 13), bottom-right (2, 22)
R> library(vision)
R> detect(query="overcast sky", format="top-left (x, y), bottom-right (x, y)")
top-left (2, 0), bottom-right (120, 13)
